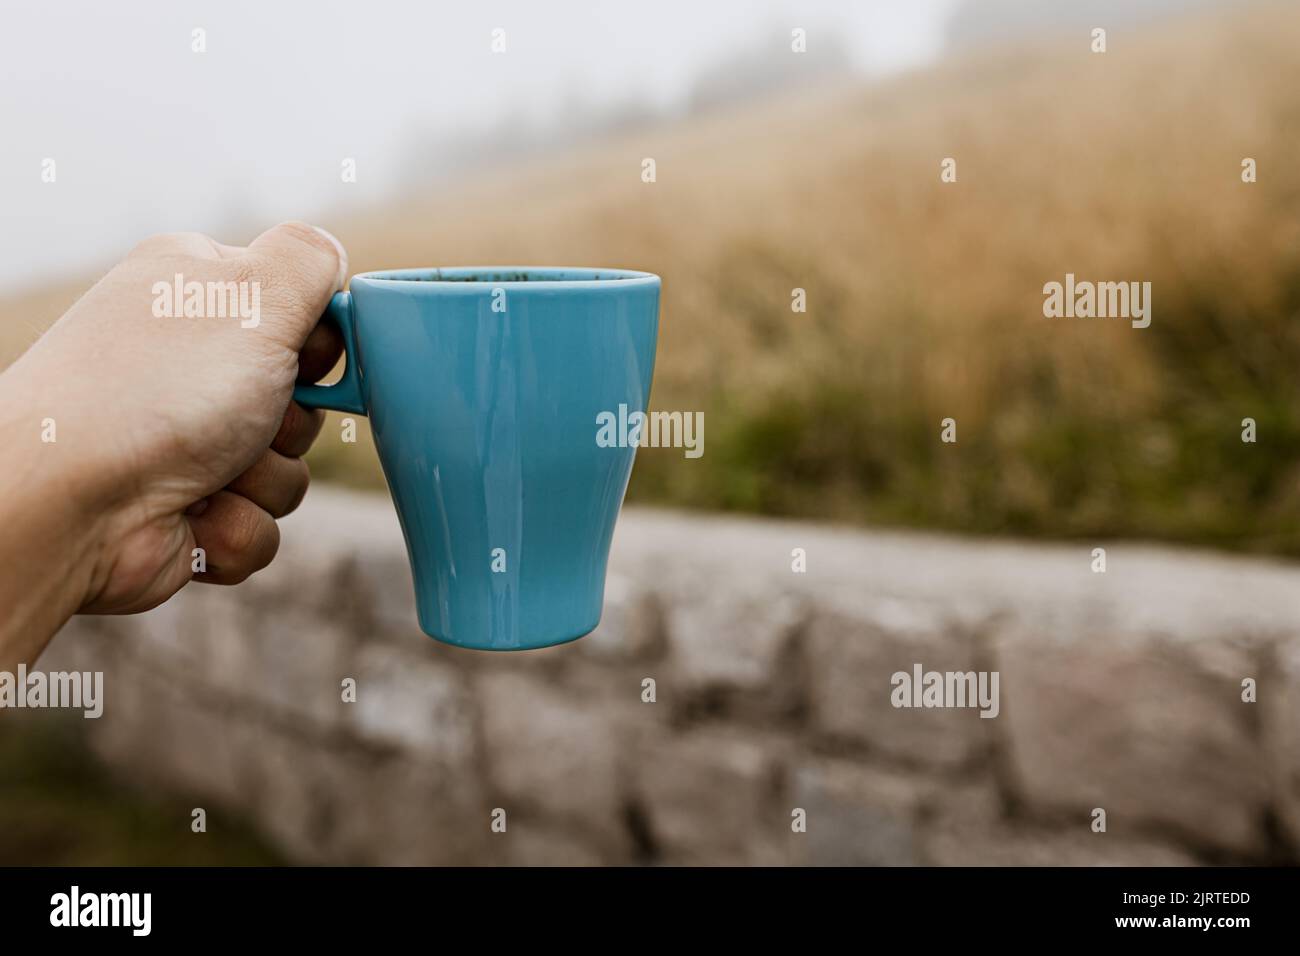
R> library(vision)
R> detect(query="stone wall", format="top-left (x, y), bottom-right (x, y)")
top-left (43, 487), bottom-right (1300, 865)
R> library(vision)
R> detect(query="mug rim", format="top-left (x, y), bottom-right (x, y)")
top-left (352, 266), bottom-right (659, 290)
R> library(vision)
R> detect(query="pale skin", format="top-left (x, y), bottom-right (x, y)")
top-left (0, 222), bottom-right (349, 669)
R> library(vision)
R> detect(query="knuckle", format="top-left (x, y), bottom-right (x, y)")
top-left (221, 503), bottom-right (269, 556)
top-left (256, 258), bottom-right (319, 313)
top-left (236, 452), bottom-right (276, 490)
top-left (274, 220), bottom-right (329, 250)
top-left (262, 220), bottom-right (339, 277)
top-left (219, 255), bottom-right (262, 289)
top-left (125, 233), bottom-right (179, 258)
top-left (127, 231), bottom-right (215, 261)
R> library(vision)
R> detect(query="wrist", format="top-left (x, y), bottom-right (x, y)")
top-left (0, 363), bottom-right (113, 665)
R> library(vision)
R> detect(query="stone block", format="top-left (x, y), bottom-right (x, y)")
top-left (478, 672), bottom-right (624, 844)
top-left (664, 581), bottom-right (805, 692)
top-left (788, 760), bottom-right (926, 865)
top-left (996, 620), bottom-right (1268, 857)
top-left (635, 728), bottom-right (786, 864)
top-left (806, 594), bottom-right (988, 768)
top-left (347, 642), bottom-right (476, 766)
top-left (923, 781), bottom-right (1200, 866)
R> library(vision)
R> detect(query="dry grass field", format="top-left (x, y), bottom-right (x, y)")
top-left (4, 1), bottom-right (1299, 551)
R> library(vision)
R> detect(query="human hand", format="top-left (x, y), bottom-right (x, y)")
top-left (0, 222), bottom-right (348, 666)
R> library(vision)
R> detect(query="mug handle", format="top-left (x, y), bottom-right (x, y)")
top-left (293, 291), bottom-right (366, 414)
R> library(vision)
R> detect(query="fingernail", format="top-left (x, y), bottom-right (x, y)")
top-left (313, 226), bottom-right (349, 292)
top-left (185, 498), bottom-right (210, 517)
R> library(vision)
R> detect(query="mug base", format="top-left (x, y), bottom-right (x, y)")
top-left (418, 620), bottom-right (599, 652)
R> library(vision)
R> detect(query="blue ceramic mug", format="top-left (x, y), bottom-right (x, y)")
top-left (294, 267), bottom-right (660, 651)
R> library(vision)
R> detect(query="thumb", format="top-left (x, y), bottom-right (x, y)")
top-left (244, 221), bottom-right (348, 347)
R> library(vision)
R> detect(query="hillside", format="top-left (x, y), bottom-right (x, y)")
top-left (4, 1), bottom-right (1299, 551)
